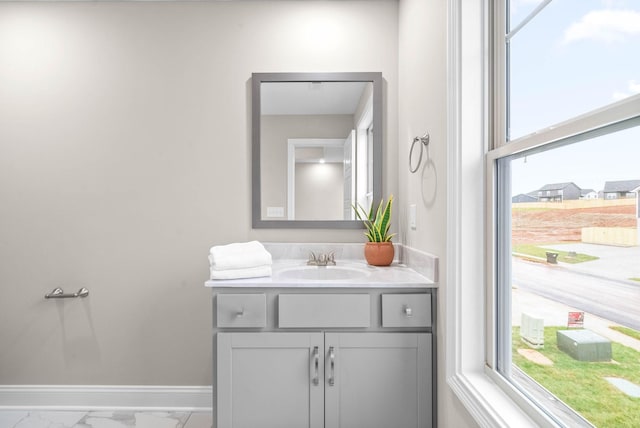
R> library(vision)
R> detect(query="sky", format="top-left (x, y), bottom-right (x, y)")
top-left (508, 0), bottom-right (640, 195)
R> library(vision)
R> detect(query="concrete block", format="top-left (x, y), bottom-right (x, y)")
top-left (521, 313), bottom-right (544, 349)
top-left (557, 329), bottom-right (612, 362)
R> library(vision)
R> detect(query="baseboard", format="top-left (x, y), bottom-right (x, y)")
top-left (0, 385), bottom-right (212, 411)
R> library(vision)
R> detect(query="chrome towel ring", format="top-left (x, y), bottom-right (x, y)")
top-left (409, 133), bottom-right (430, 173)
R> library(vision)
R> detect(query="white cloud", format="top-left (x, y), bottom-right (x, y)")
top-left (563, 9), bottom-right (640, 44)
top-left (611, 80), bottom-right (640, 101)
top-left (612, 91), bottom-right (630, 101)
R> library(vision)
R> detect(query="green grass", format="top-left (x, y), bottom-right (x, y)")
top-left (514, 327), bottom-right (640, 427)
top-left (610, 325), bottom-right (640, 341)
top-left (512, 244), bottom-right (599, 264)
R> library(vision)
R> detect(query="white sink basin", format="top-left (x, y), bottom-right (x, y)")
top-left (277, 265), bottom-right (371, 281)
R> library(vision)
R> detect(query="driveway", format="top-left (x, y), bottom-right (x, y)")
top-left (542, 242), bottom-right (640, 282)
top-left (511, 242), bottom-right (640, 343)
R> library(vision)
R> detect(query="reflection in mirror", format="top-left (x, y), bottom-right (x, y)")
top-left (252, 73), bottom-right (382, 229)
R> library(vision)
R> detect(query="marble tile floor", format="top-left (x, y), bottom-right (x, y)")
top-left (0, 410), bottom-right (212, 428)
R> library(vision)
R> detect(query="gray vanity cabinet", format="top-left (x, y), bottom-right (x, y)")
top-left (212, 289), bottom-right (435, 428)
top-left (216, 332), bottom-right (325, 428)
top-left (324, 332), bottom-right (431, 428)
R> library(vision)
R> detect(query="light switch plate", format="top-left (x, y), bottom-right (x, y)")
top-left (267, 206), bottom-right (284, 218)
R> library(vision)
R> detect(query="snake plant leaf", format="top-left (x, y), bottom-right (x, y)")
top-left (353, 202), bottom-right (373, 222)
top-left (373, 224), bottom-right (383, 242)
top-left (377, 196), bottom-right (393, 241)
top-left (352, 195), bottom-right (394, 243)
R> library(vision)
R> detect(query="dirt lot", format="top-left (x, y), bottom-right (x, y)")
top-left (512, 203), bottom-right (637, 244)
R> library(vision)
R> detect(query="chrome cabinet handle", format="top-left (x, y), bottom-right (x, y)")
top-left (236, 307), bottom-right (245, 318)
top-left (311, 346), bottom-right (319, 386)
top-left (328, 346), bottom-right (335, 386)
top-left (403, 305), bottom-right (413, 317)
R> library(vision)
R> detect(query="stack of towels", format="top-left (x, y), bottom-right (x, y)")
top-left (209, 241), bottom-right (273, 280)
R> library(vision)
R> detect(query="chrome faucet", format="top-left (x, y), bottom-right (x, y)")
top-left (307, 251), bottom-right (336, 266)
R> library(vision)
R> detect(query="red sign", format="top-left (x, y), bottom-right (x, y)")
top-left (568, 311), bottom-right (584, 328)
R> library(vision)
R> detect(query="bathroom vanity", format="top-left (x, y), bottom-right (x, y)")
top-left (205, 257), bottom-right (437, 428)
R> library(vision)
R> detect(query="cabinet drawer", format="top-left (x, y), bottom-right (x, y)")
top-left (216, 294), bottom-right (266, 328)
top-left (382, 294), bottom-right (431, 328)
top-left (279, 294), bottom-right (370, 328)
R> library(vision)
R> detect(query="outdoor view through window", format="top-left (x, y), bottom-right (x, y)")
top-left (499, 1), bottom-right (640, 426)
top-left (508, 128), bottom-right (640, 427)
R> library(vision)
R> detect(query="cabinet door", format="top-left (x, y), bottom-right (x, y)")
top-left (217, 332), bottom-right (324, 428)
top-left (324, 333), bottom-right (432, 428)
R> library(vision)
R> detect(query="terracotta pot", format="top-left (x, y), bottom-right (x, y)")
top-left (364, 242), bottom-right (394, 266)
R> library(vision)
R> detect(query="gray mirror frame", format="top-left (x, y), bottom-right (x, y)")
top-left (252, 72), bottom-right (383, 229)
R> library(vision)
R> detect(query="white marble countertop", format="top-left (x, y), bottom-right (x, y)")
top-left (204, 259), bottom-right (436, 289)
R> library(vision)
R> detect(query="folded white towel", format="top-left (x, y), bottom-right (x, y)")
top-left (210, 265), bottom-right (272, 280)
top-left (209, 241), bottom-right (272, 271)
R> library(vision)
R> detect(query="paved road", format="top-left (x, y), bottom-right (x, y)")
top-left (512, 257), bottom-right (640, 331)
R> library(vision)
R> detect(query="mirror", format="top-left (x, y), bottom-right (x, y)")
top-left (252, 72), bottom-right (382, 228)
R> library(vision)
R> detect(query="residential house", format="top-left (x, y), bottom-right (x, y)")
top-left (535, 182), bottom-right (582, 202)
top-left (580, 189), bottom-right (598, 199)
top-left (602, 179), bottom-right (640, 199)
top-left (512, 193), bottom-right (538, 203)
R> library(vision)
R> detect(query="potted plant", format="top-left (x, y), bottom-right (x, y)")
top-left (353, 195), bottom-right (396, 266)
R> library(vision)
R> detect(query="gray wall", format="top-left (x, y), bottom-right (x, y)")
top-left (0, 1), bottom-right (398, 385)
top-left (295, 163), bottom-right (344, 220)
top-left (398, 0), bottom-right (477, 427)
top-left (260, 114), bottom-right (353, 219)
top-left (0, 1), bottom-right (477, 426)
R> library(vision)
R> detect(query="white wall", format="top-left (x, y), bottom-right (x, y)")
top-left (0, 1), bottom-right (398, 385)
top-left (398, 0), bottom-right (477, 426)
top-left (0, 1), bottom-right (479, 425)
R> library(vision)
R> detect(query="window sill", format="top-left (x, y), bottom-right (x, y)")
top-left (448, 369), bottom-right (552, 428)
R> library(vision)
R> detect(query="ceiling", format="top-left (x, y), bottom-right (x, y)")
top-left (261, 81), bottom-right (369, 115)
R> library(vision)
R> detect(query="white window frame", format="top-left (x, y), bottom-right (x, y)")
top-left (446, 0), bottom-right (640, 427)
top-left (446, 1), bottom-right (544, 426)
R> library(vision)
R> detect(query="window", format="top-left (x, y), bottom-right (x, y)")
top-left (489, 1), bottom-right (640, 426)
top-left (506, 0), bottom-right (640, 140)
